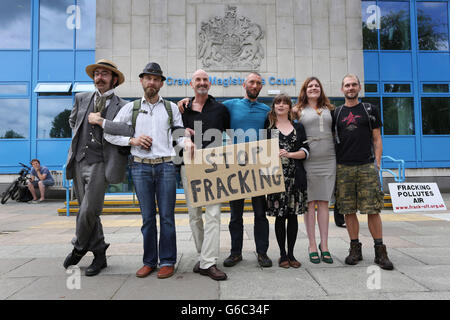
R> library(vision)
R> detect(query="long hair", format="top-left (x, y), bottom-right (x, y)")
top-left (267, 93), bottom-right (293, 129)
top-left (293, 77), bottom-right (334, 120)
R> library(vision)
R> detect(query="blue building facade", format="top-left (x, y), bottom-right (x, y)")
top-left (0, 0), bottom-right (449, 175)
top-left (0, 0), bottom-right (95, 173)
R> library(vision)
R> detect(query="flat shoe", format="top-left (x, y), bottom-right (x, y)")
top-left (288, 259), bottom-right (301, 268)
top-left (278, 258), bottom-right (290, 268)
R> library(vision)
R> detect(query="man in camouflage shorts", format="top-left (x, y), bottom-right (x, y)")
top-left (333, 74), bottom-right (393, 270)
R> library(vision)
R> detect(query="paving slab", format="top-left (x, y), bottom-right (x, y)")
top-left (220, 268), bottom-right (327, 300)
top-left (395, 247), bottom-right (450, 265)
top-left (8, 275), bottom-right (128, 300)
top-left (395, 265), bottom-right (450, 291)
top-left (0, 277), bottom-right (38, 300)
top-left (307, 266), bottom-right (429, 295)
top-left (112, 272), bottom-right (219, 300)
top-left (0, 258), bottom-right (33, 276)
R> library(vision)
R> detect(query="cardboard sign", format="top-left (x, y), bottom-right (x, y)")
top-left (183, 139), bottom-right (285, 207)
top-left (388, 183), bottom-right (447, 213)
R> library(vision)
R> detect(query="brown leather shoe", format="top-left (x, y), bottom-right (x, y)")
top-left (199, 265), bottom-right (227, 281)
top-left (136, 265), bottom-right (155, 278)
top-left (157, 265), bottom-right (175, 279)
top-left (278, 258), bottom-right (290, 269)
top-left (136, 266), bottom-right (156, 278)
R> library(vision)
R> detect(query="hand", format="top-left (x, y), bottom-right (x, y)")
top-left (279, 149), bottom-right (290, 158)
top-left (184, 139), bottom-right (196, 160)
top-left (176, 98), bottom-right (190, 114)
top-left (88, 112), bottom-right (104, 126)
top-left (130, 135), bottom-right (153, 150)
top-left (184, 128), bottom-right (195, 137)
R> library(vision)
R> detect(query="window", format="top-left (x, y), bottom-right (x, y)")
top-left (39, 0), bottom-right (75, 49)
top-left (362, 1), bottom-right (379, 50)
top-left (384, 84), bottom-right (411, 93)
top-left (417, 2), bottom-right (449, 51)
top-left (362, 1), bottom-right (411, 50)
top-left (0, 99), bottom-right (29, 139)
top-left (422, 97), bottom-right (450, 135)
top-left (37, 98), bottom-right (73, 139)
top-left (0, 84), bottom-right (28, 96)
top-left (423, 84), bottom-right (450, 93)
top-left (76, 0), bottom-right (96, 49)
top-left (365, 83), bottom-right (378, 93)
top-left (382, 97), bottom-right (415, 135)
top-left (379, 1), bottom-right (411, 50)
top-left (0, 0), bottom-right (31, 49)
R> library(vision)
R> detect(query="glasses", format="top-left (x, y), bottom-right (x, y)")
top-left (94, 71), bottom-right (112, 77)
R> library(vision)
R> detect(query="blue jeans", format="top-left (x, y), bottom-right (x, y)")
top-left (131, 162), bottom-right (177, 267)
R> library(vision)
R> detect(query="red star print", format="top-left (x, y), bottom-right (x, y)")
top-left (342, 112), bottom-right (361, 126)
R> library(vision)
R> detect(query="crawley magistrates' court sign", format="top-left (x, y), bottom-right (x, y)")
top-left (183, 139), bottom-right (285, 208)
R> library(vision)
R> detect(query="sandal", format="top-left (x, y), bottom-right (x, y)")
top-left (319, 243), bottom-right (334, 264)
top-left (309, 251), bottom-right (320, 264)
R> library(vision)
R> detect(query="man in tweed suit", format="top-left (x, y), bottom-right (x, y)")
top-left (63, 59), bottom-right (133, 276)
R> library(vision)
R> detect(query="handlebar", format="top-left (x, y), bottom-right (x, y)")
top-left (19, 162), bottom-right (31, 170)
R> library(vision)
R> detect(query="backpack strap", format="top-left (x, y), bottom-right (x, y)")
top-left (131, 99), bottom-right (173, 129)
top-left (361, 102), bottom-right (373, 132)
top-left (334, 104), bottom-right (344, 144)
top-left (163, 99), bottom-right (173, 128)
top-left (131, 99), bottom-right (141, 130)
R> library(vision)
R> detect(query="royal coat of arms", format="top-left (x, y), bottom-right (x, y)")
top-left (198, 5), bottom-right (265, 70)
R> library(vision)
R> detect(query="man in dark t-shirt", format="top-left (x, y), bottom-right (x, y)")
top-left (333, 74), bottom-right (394, 271)
top-left (180, 69), bottom-right (230, 281)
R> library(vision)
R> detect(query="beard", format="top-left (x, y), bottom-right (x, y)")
top-left (144, 86), bottom-right (159, 100)
top-left (95, 78), bottom-right (114, 91)
top-left (195, 86), bottom-right (209, 96)
top-left (246, 88), bottom-right (260, 100)
top-left (344, 91), bottom-right (359, 100)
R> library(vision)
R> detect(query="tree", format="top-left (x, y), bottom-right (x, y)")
top-left (1, 130), bottom-right (25, 139)
top-left (49, 109), bottom-right (72, 138)
top-left (417, 9), bottom-right (448, 50)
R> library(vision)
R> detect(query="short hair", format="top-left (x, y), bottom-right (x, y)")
top-left (341, 74), bottom-right (361, 88)
top-left (30, 159), bottom-right (40, 165)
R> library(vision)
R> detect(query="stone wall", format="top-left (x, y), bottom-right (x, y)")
top-left (96, 0), bottom-right (364, 98)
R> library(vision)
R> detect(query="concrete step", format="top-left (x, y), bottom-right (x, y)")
top-left (57, 194), bottom-right (393, 216)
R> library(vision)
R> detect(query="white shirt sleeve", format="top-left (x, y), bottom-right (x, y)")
top-left (103, 102), bottom-right (134, 146)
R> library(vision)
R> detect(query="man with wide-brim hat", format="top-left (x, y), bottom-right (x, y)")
top-left (63, 59), bottom-right (133, 277)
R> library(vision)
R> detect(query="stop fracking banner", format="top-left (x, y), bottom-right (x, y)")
top-left (183, 139), bottom-right (285, 208)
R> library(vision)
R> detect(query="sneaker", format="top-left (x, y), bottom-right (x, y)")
top-left (223, 254), bottom-right (242, 267)
top-left (345, 242), bottom-right (363, 265)
top-left (257, 253), bottom-right (272, 268)
top-left (374, 244), bottom-right (394, 270)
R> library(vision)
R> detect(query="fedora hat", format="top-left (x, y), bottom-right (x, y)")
top-left (85, 59), bottom-right (125, 86)
top-left (139, 62), bottom-right (166, 81)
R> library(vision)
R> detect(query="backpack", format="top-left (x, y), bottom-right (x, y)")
top-left (119, 99), bottom-right (175, 156)
top-left (17, 185), bottom-right (33, 202)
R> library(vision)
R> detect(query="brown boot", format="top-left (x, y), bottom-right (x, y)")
top-left (345, 242), bottom-right (363, 265)
top-left (374, 244), bottom-right (394, 270)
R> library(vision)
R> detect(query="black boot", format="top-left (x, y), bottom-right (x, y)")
top-left (85, 244), bottom-right (109, 277)
top-left (63, 248), bottom-right (87, 269)
top-left (374, 244), bottom-right (394, 270)
top-left (345, 242), bottom-right (363, 265)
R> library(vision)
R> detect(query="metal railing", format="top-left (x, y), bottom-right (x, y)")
top-left (379, 155), bottom-right (405, 191)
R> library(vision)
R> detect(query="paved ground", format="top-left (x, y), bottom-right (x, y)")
top-left (1, 195), bottom-right (450, 302)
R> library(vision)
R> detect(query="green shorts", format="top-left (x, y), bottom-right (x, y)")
top-left (335, 163), bottom-right (384, 215)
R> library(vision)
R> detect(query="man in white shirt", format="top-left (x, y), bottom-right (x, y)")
top-left (97, 62), bottom-right (186, 279)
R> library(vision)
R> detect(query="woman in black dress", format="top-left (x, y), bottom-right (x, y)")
top-left (265, 94), bottom-right (309, 268)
